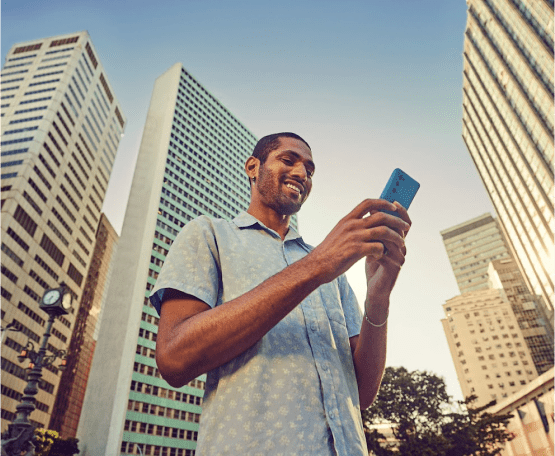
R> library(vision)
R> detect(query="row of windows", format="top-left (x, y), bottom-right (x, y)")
top-left (1, 407), bottom-right (44, 429)
top-left (127, 399), bottom-right (201, 423)
top-left (130, 378), bottom-right (204, 398)
top-left (121, 441), bottom-right (195, 456)
top-left (1, 384), bottom-right (49, 412)
top-left (156, 219), bottom-right (179, 237)
top-left (1, 357), bottom-right (55, 393)
top-left (123, 418), bottom-right (198, 442)
top-left (142, 311), bottom-right (160, 327)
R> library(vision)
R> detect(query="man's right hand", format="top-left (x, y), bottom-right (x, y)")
top-left (309, 199), bottom-right (409, 284)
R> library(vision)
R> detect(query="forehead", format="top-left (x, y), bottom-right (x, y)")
top-left (270, 137), bottom-right (314, 163)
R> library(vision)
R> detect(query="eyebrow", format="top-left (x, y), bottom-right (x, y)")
top-left (279, 150), bottom-right (316, 171)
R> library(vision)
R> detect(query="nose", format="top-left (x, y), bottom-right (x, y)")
top-left (291, 162), bottom-right (308, 181)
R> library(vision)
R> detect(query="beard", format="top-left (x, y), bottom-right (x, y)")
top-left (256, 164), bottom-right (306, 215)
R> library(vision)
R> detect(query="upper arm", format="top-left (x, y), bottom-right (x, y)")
top-left (156, 291), bottom-right (211, 385)
top-left (158, 290), bottom-right (211, 336)
top-left (157, 290), bottom-right (211, 343)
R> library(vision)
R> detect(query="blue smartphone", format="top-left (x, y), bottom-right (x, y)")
top-left (379, 168), bottom-right (420, 217)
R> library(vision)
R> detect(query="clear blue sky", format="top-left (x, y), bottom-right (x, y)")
top-left (2, 0), bottom-right (497, 402)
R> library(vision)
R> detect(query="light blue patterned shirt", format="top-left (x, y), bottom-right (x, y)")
top-left (150, 212), bottom-right (367, 456)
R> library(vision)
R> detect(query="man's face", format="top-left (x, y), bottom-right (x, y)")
top-left (255, 137), bottom-right (315, 216)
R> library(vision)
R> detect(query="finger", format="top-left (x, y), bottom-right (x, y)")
top-left (348, 199), bottom-right (397, 220)
top-left (378, 240), bottom-right (407, 265)
top-left (392, 202), bottom-right (412, 232)
top-left (360, 211), bottom-right (411, 236)
top-left (357, 225), bottom-right (406, 250)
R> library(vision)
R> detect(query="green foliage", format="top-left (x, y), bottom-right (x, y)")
top-left (362, 366), bottom-right (514, 456)
top-left (33, 429), bottom-right (80, 456)
top-left (34, 428), bottom-right (59, 456)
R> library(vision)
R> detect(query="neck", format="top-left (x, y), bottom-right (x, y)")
top-left (247, 203), bottom-right (291, 240)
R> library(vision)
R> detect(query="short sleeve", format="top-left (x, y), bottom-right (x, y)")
top-left (149, 216), bottom-right (220, 316)
top-left (337, 274), bottom-right (363, 338)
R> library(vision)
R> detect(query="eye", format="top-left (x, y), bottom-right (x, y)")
top-left (282, 158), bottom-right (293, 166)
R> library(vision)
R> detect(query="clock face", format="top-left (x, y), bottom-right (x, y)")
top-left (62, 292), bottom-right (72, 310)
top-left (43, 290), bottom-right (61, 305)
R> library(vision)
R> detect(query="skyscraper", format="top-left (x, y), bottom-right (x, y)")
top-left (1, 31), bottom-right (125, 432)
top-left (78, 63), bottom-right (287, 456)
top-left (441, 214), bottom-right (553, 402)
top-left (440, 213), bottom-right (511, 294)
top-left (461, 0), bottom-right (554, 317)
top-left (49, 213), bottom-right (119, 438)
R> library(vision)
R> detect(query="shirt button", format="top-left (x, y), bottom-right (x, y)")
top-left (329, 411), bottom-right (336, 420)
top-left (311, 322), bottom-right (317, 331)
top-left (322, 362), bottom-right (329, 371)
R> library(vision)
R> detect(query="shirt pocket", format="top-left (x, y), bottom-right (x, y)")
top-left (319, 280), bottom-right (348, 328)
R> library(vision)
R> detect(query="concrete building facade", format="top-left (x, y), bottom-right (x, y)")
top-left (441, 213), bottom-right (511, 294)
top-left (1, 31), bottom-right (125, 432)
top-left (488, 367), bottom-right (554, 456)
top-left (461, 0), bottom-right (554, 318)
top-left (442, 288), bottom-right (539, 407)
top-left (78, 63), bottom-right (282, 456)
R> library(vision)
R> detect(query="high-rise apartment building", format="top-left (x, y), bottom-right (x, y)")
top-left (49, 213), bottom-right (119, 438)
top-left (441, 213), bottom-right (511, 294)
top-left (441, 288), bottom-right (539, 407)
top-left (78, 63), bottom-right (285, 456)
top-left (441, 213), bottom-right (553, 398)
top-left (488, 258), bottom-right (553, 375)
top-left (461, 0), bottom-right (554, 318)
top-left (1, 32), bottom-right (125, 432)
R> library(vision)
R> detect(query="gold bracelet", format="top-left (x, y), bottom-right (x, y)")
top-left (364, 310), bottom-right (388, 328)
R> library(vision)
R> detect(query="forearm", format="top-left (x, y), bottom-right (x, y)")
top-left (351, 298), bottom-right (389, 409)
top-left (157, 253), bottom-right (324, 387)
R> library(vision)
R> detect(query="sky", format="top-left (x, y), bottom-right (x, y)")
top-left (2, 0), bottom-right (498, 402)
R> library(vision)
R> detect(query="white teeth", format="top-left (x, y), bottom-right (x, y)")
top-left (286, 183), bottom-right (301, 193)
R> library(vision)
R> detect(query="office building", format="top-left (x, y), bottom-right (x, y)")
top-left (49, 213), bottom-right (119, 438)
top-left (441, 213), bottom-right (511, 294)
top-left (462, 0), bottom-right (554, 319)
top-left (1, 31), bottom-right (125, 432)
top-left (441, 288), bottom-right (539, 408)
top-left (78, 63), bottom-right (287, 456)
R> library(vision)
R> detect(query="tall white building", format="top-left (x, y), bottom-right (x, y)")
top-left (1, 31), bottom-right (125, 432)
top-left (78, 63), bottom-right (282, 456)
top-left (462, 0), bottom-right (554, 316)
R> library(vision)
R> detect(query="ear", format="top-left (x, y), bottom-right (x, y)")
top-left (245, 156), bottom-right (259, 182)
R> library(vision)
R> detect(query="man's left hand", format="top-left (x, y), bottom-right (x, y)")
top-left (365, 201), bottom-right (412, 305)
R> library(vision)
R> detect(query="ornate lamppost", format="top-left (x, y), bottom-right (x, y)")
top-left (1, 284), bottom-right (73, 456)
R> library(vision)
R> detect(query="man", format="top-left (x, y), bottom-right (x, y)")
top-left (150, 132), bottom-right (411, 455)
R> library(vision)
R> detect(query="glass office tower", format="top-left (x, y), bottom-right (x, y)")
top-left (78, 63), bottom-right (297, 456)
top-left (1, 31), bottom-right (125, 432)
top-left (461, 0), bottom-right (554, 324)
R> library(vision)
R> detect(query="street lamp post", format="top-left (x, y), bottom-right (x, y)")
top-left (1, 284), bottom-right (73, 456)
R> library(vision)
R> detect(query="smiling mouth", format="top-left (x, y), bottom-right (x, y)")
top-left (284, 182), bottom-right (302, 195)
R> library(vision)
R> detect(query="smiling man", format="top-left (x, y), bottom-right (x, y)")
top-left (150, 132), bottom-right (411, 455)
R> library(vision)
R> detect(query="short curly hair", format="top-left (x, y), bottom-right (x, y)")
top-left (251, 133), bottom-right (311, 165)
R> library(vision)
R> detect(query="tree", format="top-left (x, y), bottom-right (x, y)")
top-left (33, 429), bottom-right (79, 456)
top-left (362, 366), bottom-right (514, 456)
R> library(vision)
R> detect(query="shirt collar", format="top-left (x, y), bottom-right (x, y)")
top-left (232, 211), bottom-right (311, 249)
